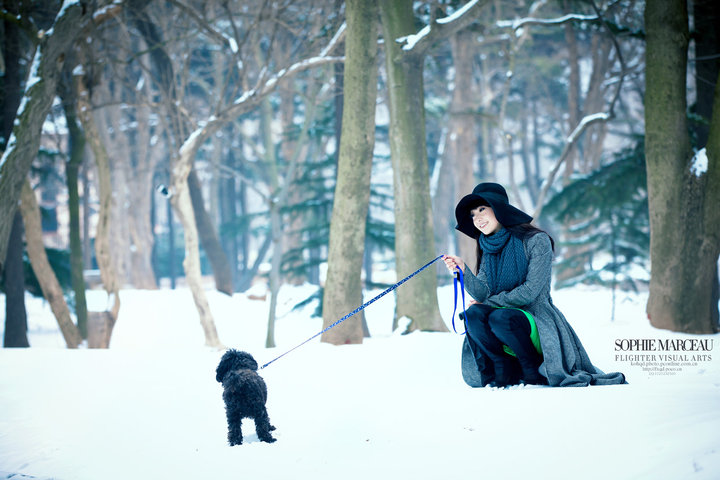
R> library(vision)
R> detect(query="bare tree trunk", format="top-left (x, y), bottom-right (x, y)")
top-left (170, 175), bottom-right (223, 348)
top-left (265, 202), bottom-right (284, 348)
top-left (520, 106), bottom-right (538, 203)
top-left (379, 0), bottom-right (445, 333)
top-left (126, 95), bottom-right (159, 289)
top-left (75, 74), bottom-right (121, 347)
top-left (259, 94), bottom-right (282, 349)
top-left (127, 1), bottom-right (232, 295)
top-left (693, 0), bottom-right (720, 147)
top-left (20, 181), bottom-right (82, 348)
top-left (155, 13), bottom-right (344, 347)
top-left (3, 212), bottom-right (29, 347)
top-left (278, 58), bottom-right (305, 287)
top-left (219, 140), bottom-right (240, 290)
top-left (1, 7), bottom-right (31, 348)
top-left (188, 170), bottom-right (233, 294)
top-left (581, 35), bottom-right (612, 171)
top-left (187, 170), bottom-right (233, 295)
top-left (60, 85), bottom-right (89, 338)
top-left (321, 0), bottom-right (378, 345)
top-left (93, 80), bottom-right (133, 287)
top-left (563, 0), bottom-right (581, 179)
top-left (434, 29), bottom-right (477, 273)
top-left (0, 2), bottom-right (90, 272)
top-left (645, 0), bottom-right (720, 333)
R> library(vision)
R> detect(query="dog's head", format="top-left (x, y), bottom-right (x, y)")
top-left (215, 349), bottom-right (259, 382)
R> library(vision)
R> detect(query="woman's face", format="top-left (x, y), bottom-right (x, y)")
top-left (470, 204), bottom-right (501, 236)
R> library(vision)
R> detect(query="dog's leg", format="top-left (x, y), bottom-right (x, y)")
top-left (226, 408), bottom-right (244, 446)
top-left (255, 409), bottom-right (276, 443)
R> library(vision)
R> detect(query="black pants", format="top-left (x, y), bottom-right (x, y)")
top-left (463, 304), bottom-right (545, 386)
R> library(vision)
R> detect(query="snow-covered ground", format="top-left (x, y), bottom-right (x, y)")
top-left (1, 282), bottom-right (718, 480)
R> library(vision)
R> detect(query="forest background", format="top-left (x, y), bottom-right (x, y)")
top-left (0, 0), bottom-right (718, 350)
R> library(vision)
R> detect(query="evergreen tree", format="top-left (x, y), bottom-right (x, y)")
top-left (545, 137), bottom-right (649, 317)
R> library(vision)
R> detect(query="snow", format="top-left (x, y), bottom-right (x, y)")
top-left (497, 13), bottom-right (599, 31)
top-left (1, 282), bottom-right (719, 480)
top-left (567, 112), bottom-right (610, 143)
top-left (319, 22), bottom-right (346, 58)
top-left (399, 26), bottom-right (431, 51)
top-left (691, 148), bottom-right (708, 177)
top-left (399, 0), bottom-right (481, 51)
top-left (92, 1), bottom-right (121, 22)
top-left (436, 0), bottom-right (482, 25)
top-left (228, 36), bottom-right (239, 55)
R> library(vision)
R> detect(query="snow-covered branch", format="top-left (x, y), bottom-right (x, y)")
top-left (176, 23), bottom-right (346, 171)
top-left (397, 0), bottom-right (489, 54)
top-left (320, 22), bottom-right (346, 57)
top-left (92, 2), bottom-right (123, 23)
top-left (497, 13), bottom-right (598, 32)
top-left (533, 112), bottom-right (613, 220)
top-left (567, 112), bottom-right (610, 144)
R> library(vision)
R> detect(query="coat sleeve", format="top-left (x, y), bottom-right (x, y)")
top-left (461, 264), bottom-right (491, 303)
top-left (484, 233), bottom-right (553, 308)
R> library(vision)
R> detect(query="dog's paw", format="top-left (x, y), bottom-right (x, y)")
top-left (269, 425), bottom-right (277, 431)
top-left (259, 436), bottom-right (276, 443)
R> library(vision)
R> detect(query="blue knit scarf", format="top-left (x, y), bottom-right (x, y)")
top-left (478, 227), bottom-right (528, 295)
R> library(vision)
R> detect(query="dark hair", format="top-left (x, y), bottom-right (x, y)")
top-left (474, 223), bottom-right (555, 274)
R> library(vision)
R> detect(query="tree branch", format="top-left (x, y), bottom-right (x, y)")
top-left (497, 13), bottom-right (599, 31)
top-left (396, 0), bottom-right (490, 56)
top-left (587, 0), bottom-right (626, 118)
top-left (506, 2), bottom-right (630, 221)
top-left (532, 113), bottom-right (610, 220)
top-left (176, 22), bottom-right (346, 168)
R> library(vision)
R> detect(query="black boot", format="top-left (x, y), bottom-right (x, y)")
top-left (491, 357), bottom-right (522, 387)
top-left (487, 310), bottom-right (546, 386)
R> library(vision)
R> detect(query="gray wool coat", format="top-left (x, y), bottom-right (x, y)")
top-left (460, 232), bottom-right (627, 387)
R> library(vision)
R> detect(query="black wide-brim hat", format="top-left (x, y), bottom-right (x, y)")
top-left (455, 182), bottom-right (533, 238)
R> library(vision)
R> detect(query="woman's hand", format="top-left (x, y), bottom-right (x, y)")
top-left (442, 254), bottom-right (465, 274)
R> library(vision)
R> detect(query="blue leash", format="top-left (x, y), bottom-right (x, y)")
top-left (451, 267), bottom-right (467, 335)
top-left (259, 255), bottom-right (466, 369)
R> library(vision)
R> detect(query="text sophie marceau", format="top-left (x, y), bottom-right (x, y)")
top-left (614, 338), bottom-right (714, 376)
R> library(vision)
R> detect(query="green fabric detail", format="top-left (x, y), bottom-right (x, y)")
top-left (500, 308), bottom-right (543, 357)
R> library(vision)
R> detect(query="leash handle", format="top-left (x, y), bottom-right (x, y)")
top-left (451, 267), bottom-right (467, 335)
top-left (260, 255), bottom-right (445, 369)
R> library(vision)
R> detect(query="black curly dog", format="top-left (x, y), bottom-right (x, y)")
top-left (215, 349), bottom-right (276, 446)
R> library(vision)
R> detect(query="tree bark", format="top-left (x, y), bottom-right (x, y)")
top-left (219, 139), bottom-right (241, 290)
top-left (20, 181), bottom-right (82, 348)
top-left (321, 0), bottom-right (378, 345)
top-left (692, 0), bottom-right (720, 147)
top-left (0, 2), bottom-right (89, 273)
top-left (127, 2), bottom-right (232, 295)
top-left (379, 0), bottom-right (446, 333)
top-left (434, 29), bottom-right (477, 276)
top-left (704, 70), bottom-right (720, 330)
top-left (644, 0), bottom-right (719, 333)
top-left (58, 70), bottom-right (89, 338)
top-left (170, 175), bottom-right (223, 348)
top-left (188, 170), bottom-right (232, 294)
top-left (125, 89), bottom-right (159, 290)
top-left (3, 212), bottom-right (29, 348)
top-left (260, 94), bottom-right (282, 349)
top-left (563, 0), bottom-right (581, 179)
top-left (1, 6), bottom-right (30, 348)
top-left (75, 73), bottom-right (121, 346)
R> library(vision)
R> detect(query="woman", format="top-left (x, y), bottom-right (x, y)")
top-left (443, 182), bottom-right (626, 388)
